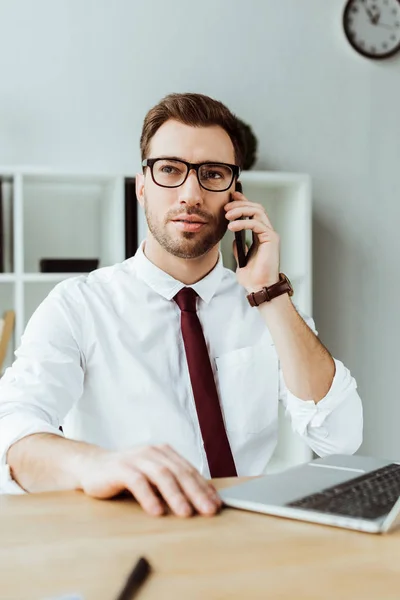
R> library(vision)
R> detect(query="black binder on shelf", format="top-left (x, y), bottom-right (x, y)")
top-left (125, 177), bottom-right (138, 259)
top-left (39, 258), bottom-right (99, 273)
top-left (0, 177), bottom-right (13, 273)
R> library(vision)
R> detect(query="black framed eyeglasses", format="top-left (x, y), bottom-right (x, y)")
top-left (142, 158), bottom-right (240, 192)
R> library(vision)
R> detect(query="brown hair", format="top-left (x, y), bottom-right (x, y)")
top-left (140, 92), bottom-right (245, 168)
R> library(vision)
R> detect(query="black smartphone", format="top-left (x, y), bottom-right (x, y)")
top-left (233, 180), bottom-right (247, 268)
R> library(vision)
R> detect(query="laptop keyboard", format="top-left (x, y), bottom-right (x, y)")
top-left (287, 463), bottom-right (400, 520)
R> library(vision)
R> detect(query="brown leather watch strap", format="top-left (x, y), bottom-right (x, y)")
top-left (247, 273), bottom-right (293, 307)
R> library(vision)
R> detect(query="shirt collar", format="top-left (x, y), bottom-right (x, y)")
top-left (132, 241), bottom-right (225, 304)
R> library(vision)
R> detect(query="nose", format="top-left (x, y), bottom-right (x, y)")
top-left (178, 169), bottom-right (203, 207)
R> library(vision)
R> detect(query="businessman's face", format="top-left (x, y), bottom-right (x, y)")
top-left (137, 119), bottom-right (236, 259)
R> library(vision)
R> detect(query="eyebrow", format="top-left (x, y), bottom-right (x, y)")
top-left (152, 155), bottom-right (230, 164)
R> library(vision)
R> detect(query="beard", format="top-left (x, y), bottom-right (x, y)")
top-left (143, 195), bottom-right (228, 259)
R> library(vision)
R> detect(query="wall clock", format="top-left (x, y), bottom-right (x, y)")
top-left (343, 0), bottom-right (400, 59)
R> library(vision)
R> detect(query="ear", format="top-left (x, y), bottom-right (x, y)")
top-left (136, 173), bottom-right (145, 208)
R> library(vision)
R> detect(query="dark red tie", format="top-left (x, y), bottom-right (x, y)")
top-left (174, 287), bottom-right (237, 478)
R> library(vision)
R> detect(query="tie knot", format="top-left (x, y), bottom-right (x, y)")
top-left (174, 287), bottom-right (198, 312)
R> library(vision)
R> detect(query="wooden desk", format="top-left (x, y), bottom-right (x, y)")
top-left (1, 478), bottom-right (400, 600)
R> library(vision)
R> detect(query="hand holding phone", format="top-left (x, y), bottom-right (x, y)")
top-left (228, 182), bottom-right (279, 287)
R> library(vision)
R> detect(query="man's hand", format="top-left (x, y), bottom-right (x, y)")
top-left (78, 444), bottom-right (222, 517)
top-left (225, 190), bottom-right (280, 292)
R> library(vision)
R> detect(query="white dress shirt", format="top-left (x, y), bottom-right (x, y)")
top-left (0, 243), bottom-right (363, 493)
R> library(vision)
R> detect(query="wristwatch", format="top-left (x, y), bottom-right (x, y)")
top-left (246, 273), bottom-right (294, 307)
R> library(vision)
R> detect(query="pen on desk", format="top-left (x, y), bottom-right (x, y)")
top-left (114, 557), bottom-right (151, 600)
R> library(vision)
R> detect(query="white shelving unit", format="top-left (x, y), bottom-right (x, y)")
top-left (0, 167), bottom-right (125, 367)
top-left (1, 167), bottom-right (313, 472)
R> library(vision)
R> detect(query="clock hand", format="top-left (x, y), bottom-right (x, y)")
top-left (375, 22), bottom-right (395, 29)
top-left (363, 3), bottom-right (381, 24)
top-left (364, 5), bottom-right (376, 22)
top-left (372, 9), bottom-right (381, 24)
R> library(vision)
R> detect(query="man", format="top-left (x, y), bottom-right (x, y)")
top-left (0, 93), bottom-right (362, 518)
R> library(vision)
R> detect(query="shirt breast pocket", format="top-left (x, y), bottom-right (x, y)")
top-left (215, 342), bottom-right (279, 434)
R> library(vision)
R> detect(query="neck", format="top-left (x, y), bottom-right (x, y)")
top-left (143, 235), bottom-right (220, 285)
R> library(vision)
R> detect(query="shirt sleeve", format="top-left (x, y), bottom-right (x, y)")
top-left (278, 310), bottom-right (363, 457)
top-left (0, 280), bottom-right (85, 493)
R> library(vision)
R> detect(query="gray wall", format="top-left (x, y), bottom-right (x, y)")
top-left (0, 0), bottom-right (399, 458)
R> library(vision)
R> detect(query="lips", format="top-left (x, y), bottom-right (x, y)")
top-left (171, 216), bottom-right (207, 232)
top-left (172, 215), bottom-right (207, 224)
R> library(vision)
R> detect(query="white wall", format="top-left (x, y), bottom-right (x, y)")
top-left (0, 0), bottom-right (399, 458)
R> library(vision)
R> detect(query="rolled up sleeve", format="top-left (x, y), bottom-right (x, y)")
top-left (0, 281), bottom-right (85, 493)
top-left (278, 308), bottom-right (363, 457)
top-left (281, 358), bottom-right (363, 456)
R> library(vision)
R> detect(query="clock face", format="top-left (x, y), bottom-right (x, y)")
top-left (343, 0), bottom-right (400, 58)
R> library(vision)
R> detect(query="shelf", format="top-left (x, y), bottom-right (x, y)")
top-left (22, 175), bottom-right (124, 273)
top-left (22, 273), bottom-right (88, 283)
top-left (0, 169), bottom-right (125, 342)
top-left (0, 166), bottom-right (129, 184)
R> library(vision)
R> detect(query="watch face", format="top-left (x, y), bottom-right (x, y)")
top-left (343, 0), bottom-right (400, 59)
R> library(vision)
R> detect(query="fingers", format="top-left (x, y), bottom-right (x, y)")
top-left (155, 444), bottom-right (222, 516)
top-left (228, 218), bottom-right (277, 243)
top-left (139, 459), bottom-right (194, 517)
top-left (124, 469), bottom-right (166, 517)
top-left (121, 445), bottom-right (221, 518)
top-left (226, 203), bottom-right (273, 229)
top-left (228, 220), bottom-right (279, 249)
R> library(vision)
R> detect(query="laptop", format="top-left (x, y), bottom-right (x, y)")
top-left (219, 454), bottom-right (400, 533)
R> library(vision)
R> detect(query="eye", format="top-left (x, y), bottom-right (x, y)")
top-left (161, 165), bottom-right (179, 174)
top-left (155, 160), bottom-right (185, 177)
top-left (202, 169), bottom-right (223, 180)
top-left (199, 164), bottom-right (233, 183)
